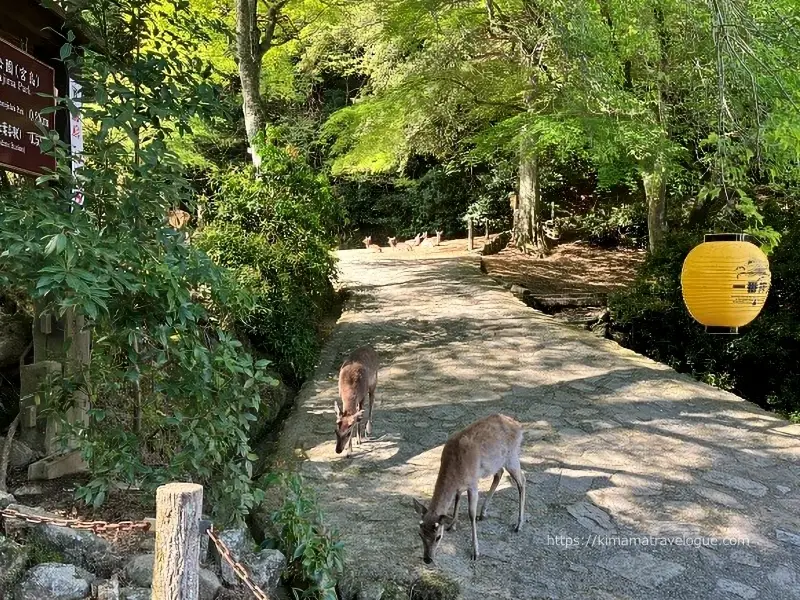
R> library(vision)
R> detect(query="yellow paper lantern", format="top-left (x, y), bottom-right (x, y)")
top-left (681, 233), bottom-right (771, 334)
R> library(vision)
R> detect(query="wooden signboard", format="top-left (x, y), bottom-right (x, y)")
top-left (0, 36), bottom-right (56, 176)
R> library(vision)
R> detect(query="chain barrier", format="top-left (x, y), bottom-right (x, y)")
top-left (0, 507), bottom-right (151, 534)
top-left (207, 525), bottom-right (271, 600)
top-left (2, 507), bottom-right (269, 598)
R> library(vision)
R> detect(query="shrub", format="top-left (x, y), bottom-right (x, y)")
top-left (568, 203), bottom-right (648, 248)
top-left (0, 4), bottom-right (275, 522)
top-left (268, 473), bottom-right (344, 600)
top-left (195, 145), bottom-right (342, 381)
top-left (336, 166), bottom-right (477, 243)
top-left (610, 227), bottom-right (800, 416)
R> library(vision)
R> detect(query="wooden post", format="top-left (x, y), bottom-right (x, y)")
top-left (467, 217), bottom-right (474, 251)
top-left (152, 483), bottom-right (203, 600)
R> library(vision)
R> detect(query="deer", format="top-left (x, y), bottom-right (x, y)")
top-left (420, 230), bottom-right (443, 248)
top-left (335, 346), bottom-right (379, 456)
top-left (412, 413), bottom-right (525, 563)
top-left (388, 237), bottom-right (413, 251)
top-left (362, 236), bottom-right (382, 252)
top-left (408, 233), bottom-right (422, 247)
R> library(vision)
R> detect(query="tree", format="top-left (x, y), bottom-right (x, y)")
top-left (234, 0), bottom-right (289, 166)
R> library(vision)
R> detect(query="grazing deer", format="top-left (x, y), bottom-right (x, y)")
top-left (362, 236), bottom-right (382, 252)
top-left (335, 346), bottom-right (379, 456)
top-left (388, 237), bottom-right (413, 251)
top-left (421, 230), bottom-right (443, 248)
top-left (412, 414), bottom-right (525, 563)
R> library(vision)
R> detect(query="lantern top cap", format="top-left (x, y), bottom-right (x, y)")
top-left (703, 233), bottom-right (757, 245)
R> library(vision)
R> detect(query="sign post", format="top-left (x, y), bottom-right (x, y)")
top-left (0, 36), bottom-right (56, 177)
top-left (69, 77), bottom-right (84, 206)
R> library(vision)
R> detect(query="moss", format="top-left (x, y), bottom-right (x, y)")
top-left (27, 539), bottom-right (63, 566)
top-left (409, 571), bottom-right (460, 600)
top-left (382, 581), bottom-right (411, 600)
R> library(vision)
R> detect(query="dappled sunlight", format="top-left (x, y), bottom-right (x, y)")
top-left (273, 250), bottom-right (800, 599)
top-left (482, 241), bottom-right (645, 295)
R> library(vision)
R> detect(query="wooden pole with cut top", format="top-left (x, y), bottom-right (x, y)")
top-left (152, 482), bottom-right (203, 599)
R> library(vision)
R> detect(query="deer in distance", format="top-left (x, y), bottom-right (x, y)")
top-left (362, 236), bottom-right (382, 252)
top-left (412, 413), bottom-right (525, 563)
top-left (388, 237), bottom-right (413, 251)
top-left (335, 346), bottom-right (379, 456)
top-left (421, 230), bottom-right (443, 248)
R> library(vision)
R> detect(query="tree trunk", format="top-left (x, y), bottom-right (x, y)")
top-left (235, 0), bottom-right (267, 168)
top-left (642, 157), bottom-right (667, 253)
top-left (513, 152), bottom-right (549, 257)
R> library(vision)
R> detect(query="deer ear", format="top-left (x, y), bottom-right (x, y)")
top-left (412, 498), bottom-right (428, 516)
top-left (354, 409), bottom-right (365, 421)
top-left (334, 402), bottom-right (342, 418)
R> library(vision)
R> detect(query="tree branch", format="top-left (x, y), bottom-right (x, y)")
top-left (259, 0), bottom-right (290, 56)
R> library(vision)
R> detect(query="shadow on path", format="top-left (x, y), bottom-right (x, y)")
top-left (274, 249), bottom-right (800, 600)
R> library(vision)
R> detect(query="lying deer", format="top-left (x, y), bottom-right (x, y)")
top-left (421, 230), bottom-right (443, 248)
top-left (388, 237), bottom-right (413, 251)
top-left (412, 413), bottom-right (525, 563)
top-left (409, 233), bottom-right (422, 247)
top-left (335, 346), bottom-right (378, 456)
top-left (362, 236), bottom-right (382, 252)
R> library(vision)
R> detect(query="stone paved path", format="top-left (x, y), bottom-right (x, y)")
top-left (276, 250), bottom-right (800, 600)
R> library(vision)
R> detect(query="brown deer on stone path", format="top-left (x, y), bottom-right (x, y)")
top-left (362, 236), bottom-right (382, 252)
top-left (388, 237), bottom-right (413, 251)
top-left (335, 346), bottom-right (379, 456)
top-left (421, 230), bottom-right (443, 248)
top-left (412, 413), bottom-right (525, 563)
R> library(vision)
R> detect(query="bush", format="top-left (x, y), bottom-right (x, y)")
top-left (567, 203), bottom-right (648, 248)
top-left (268, 473), bottom-right (344, 600)
top-left (0, 6), bottom-right (276, 522)
top-left (610, 228), bottom-right (800, 417)
top-left (336, 166), bottom-right (477, 244)
top-left (195, 145), bottom-right (342, 380)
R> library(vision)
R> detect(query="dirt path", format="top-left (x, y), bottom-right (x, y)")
top-left (482, 242), bottom-right (645, 295)
top-left (276, 249), bottom-right (800, 600)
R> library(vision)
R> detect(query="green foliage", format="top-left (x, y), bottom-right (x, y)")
top-left (569, 203), bottom-right (648, 249)
top-left (336, 166), bottom-right (477, 242)
top-left (610, 227), bottom-right (800, 415)
top-left (0, 0), bottom-right (275, 523)
top-left (269, 473), bottom-right (344, 600)
top-left (195, 143), bottom-right (342, 380)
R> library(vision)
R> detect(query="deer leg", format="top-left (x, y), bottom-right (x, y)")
top-left (366, 389), bottom-right (375, 438)
top-left (479, 470), bottom-right (503, 521)
top-left (447, 491), bottom-right (461, 531)
top-left (506, 461), bottom-right (526, 532)
top-left (467, 486), bottom-right (479, 561)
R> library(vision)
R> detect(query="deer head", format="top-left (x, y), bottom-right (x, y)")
top-left (413, 499), bottom-right (454, 564)
top-left (334, 401), bottom-right (364, 454)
